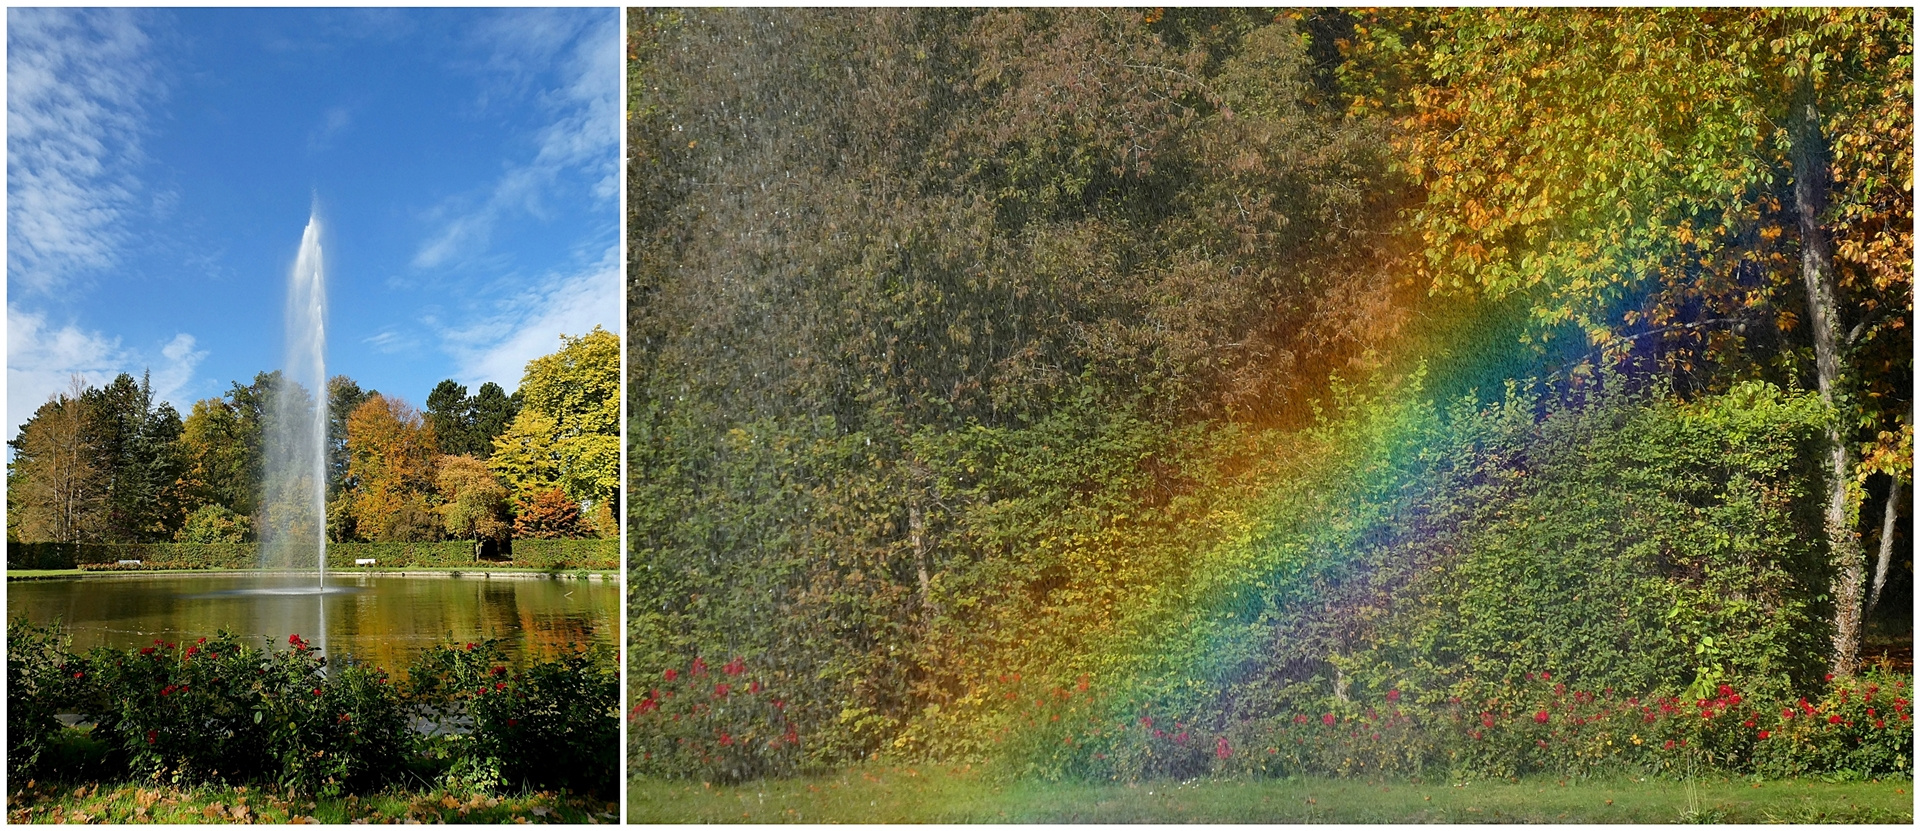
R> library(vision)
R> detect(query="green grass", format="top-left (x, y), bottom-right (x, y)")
top-left (6, 780), bottom-right (618, 825)
top-left (630, 765), bottom-right (1915, 823)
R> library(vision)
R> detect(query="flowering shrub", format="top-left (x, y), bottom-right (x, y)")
top-left (628, 655), bottom-right (804, 783)
top-left (5, 621), bottom-right (614, 797)
top-left (405, 639), bottom-right (618, 796)
top-left (6, 621), bottom-right (81, 778)
top-left (985, 668), bottom-right (1914, 783)
top-left (74, 631), bottom-right (408, 794)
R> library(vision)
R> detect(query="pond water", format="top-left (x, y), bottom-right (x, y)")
top-left (6, 572), bottom-right (618, 673)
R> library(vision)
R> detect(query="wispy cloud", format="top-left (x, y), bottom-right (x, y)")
top-left (363, 328), bottom-right (420, 355)
top-left (412, 9), bottom-right (616, 270)
top-left (437, 243), bottom-right (618, 390)
top-left (7, 8), bottom-right (164, 295)
top-left (6, 305), bottom-right (206, 440)
top-left (307, 105), bottom-right (353, 154)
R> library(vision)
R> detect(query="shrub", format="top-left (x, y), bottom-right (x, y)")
top-left (629, 655), bottom-right (805, 783)
top-left (6, 620), bottom-right (80, 778)
top-left (407, 640), bottom-right (618, 796)
top-left (7, 625), bottom-right (613, 796)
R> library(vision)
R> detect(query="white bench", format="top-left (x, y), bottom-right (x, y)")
top-left (117, 559), bottom-right (142, 566)
top-left (354, 558), bottom-right (376, 566)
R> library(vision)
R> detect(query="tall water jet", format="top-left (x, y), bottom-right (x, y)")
top-left (260, 214), bottom-right (329, 588)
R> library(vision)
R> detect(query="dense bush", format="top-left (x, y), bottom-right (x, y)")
top-left (408, 640), bottom-right (619, 796)
top-left (4, 620), bottom-right (616, 798)
top-left (5, 540), bottom-right (617, 571)
top-left (6, 621), bottom-right (80, 778)
top-left (628, 655), bottom-right (805, 783)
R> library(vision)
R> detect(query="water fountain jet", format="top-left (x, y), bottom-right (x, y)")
top-left (259, 213), bottom-right (332, 593)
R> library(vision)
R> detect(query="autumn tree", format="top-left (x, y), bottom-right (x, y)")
top-left (1384, 7), bottom-right (1911, 676)
top-left (344, 394), bottom-right (442, 542)
top-left (492, 329), bottom-right (618, 529)
top-left (437, 454), bottom-right (511, 560)
top-left (513, 487), bottom-right (586, 540)
top-left (6, 378), bottom-right (105, 543)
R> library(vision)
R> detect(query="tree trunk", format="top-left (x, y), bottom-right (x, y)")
top-left (1790, 87), bottom-right (1866, 679)
top-left (1865, 478), bottom-right (1901, 616)
top-left (910, 500), bottom-right (932, 613)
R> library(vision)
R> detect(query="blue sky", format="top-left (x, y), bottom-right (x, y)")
top-left (7, 8), bottom-right (619, 438)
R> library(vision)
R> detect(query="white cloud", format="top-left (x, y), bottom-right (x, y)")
top-left (412, 9), bottom-right (616, 269)
top-left (7, 8), bottom-right (163, 294)
top-left (7, 305), bottom-right (206, 440)
top-left (307, 105), bottom-right (353, 154)
top-left (437, 243), bottom-right (618, 391)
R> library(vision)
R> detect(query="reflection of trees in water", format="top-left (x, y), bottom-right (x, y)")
top-left (6, 576), bottom-right (617, 675)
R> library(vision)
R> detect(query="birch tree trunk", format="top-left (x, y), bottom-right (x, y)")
top-left (1790, 87), bottom-right (1866, 679)
top-left (1865, 479), bottom-right (1901, 616)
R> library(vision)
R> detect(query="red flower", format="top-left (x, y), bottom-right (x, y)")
top-left (147, 730), bottom-right (157, 744)
top-left (495, 682), bottom-right (506, 691)
top-left (1173, 731), bottom-right (1189, 745)
top-left (73, 672), bottom-right (83, 679)
top-left (719, 732), bottom-right (734, 746)
top-left (1718, 684), bottom-right (1733, 697)
top-left (1824, 673), bottom-right (1835, 682)
top-left (1292, 714), bottom-right (1309, 725)
top-left (1215, 736), bottom-right (1231, 759)
top-left (1782, 708), bottom-right (1795, 719)
top-left (691, 657), bottom-right (709, 676)
top-left (1141, 716), bottom-right (1154, 728)
top-left (491, 665), bottom-right (506, 676)
top-left (465, 643), bottom-right (475, 651)
top-left (1758, 730), bottom-right (1770, 739)
top-left (1076, 676), bottom-right (1090, 692)
top-left (161, 685), bottom-right (175, 696)
top-left (783, 725), bottom-right (799, 745)
top-left (141, 647), bottom-right (154, 655)
top-left (1540, 671), bottom-right (1551, 681)
top-left (1828, 714), bottom-right (1841, 724)
top-left (506, 718), bottom-right (518, 727)
top-left (749, 680), bottom-right (762, 694)
top-left (664, 668), bottom-right (679, 682)
top-left (1322, 713), bottom-right (1337, 726)
top-left (714, 683), bottom-right (731, 698)
top-left (339, 713), bottom-right (352, 723)
top-left (289, 634), bottom-right (303, 646)
top-left (1536, 739), bottom-right (1549, 749)
top-left (1662, 739), bottom-right (1675, 750)
top-left (1533, 711), bottom-right (1549, 724)
top-left (723, 658), bottom-right (745, 676)
top-left (637, 696), bottom-right (659, 714)
top-left (1742, 719), bottom-right (1756, 728)
top-left (1386, 689), bottom-right (1401, 703)
top-left (1480, 713), bottom-right (1495, 728)
top-left (772, 699), bottom-right (785, 710)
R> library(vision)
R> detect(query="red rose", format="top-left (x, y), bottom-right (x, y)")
top-left (664, 668), bottom-right (679, 682)
top-left (1758, 730), bottom-right (1770, 739)
top-left (1828, 714), bottom-right (1841, 724)
top-left (1534, 711), bottom-right (1549, 724)
top-left (1215, 736), bottom-right (1231, 759)
top-left (1322, 713), bottom-right (1337, 726)
top-left (1387, 689), bottom-right (1401, 703)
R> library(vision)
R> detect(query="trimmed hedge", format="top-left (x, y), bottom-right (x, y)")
top-left (6, 540), bottom-right (617, 571)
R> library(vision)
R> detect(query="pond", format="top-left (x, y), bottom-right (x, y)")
top-left (6, 571), bottom-right (618, 673)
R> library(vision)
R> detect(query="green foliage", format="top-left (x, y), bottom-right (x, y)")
top-left (175, 504), bottom-right (253, 544)
top-left (6, 623), bottom-right (616, 798)
top-left (7, 621), bottom-right (80, 778)
top-left (629, 656), bottom-right (805, 783)
top-left (406, 640), bottom-right (618, 795)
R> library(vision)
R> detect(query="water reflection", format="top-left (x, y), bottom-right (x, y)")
top-left (8, 572), bottom-right (616, 674)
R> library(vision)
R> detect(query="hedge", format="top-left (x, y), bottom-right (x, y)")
top-left (6, 539), bottom-right (617, 572)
